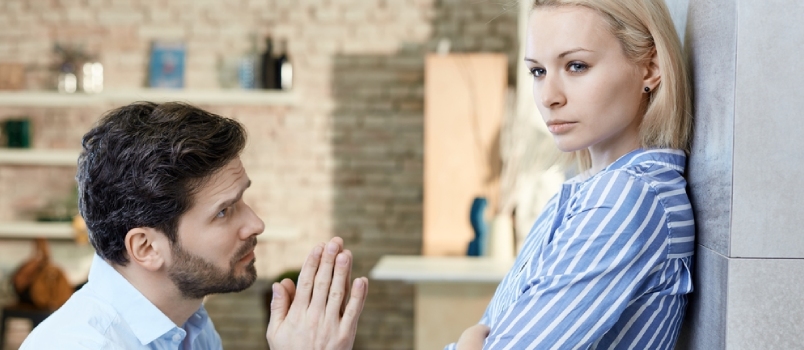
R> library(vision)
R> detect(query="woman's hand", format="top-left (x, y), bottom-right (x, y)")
top-left (456, 324), bottom-right (490, 350)
top-left (266, 237), bottom-right (369, 350)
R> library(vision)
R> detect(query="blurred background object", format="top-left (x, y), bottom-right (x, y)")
top-left (1, 119), bottom-right (31, 148)
top-left (0, 64), bottom-right (25, 91)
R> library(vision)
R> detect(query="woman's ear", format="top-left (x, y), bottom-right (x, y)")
top-left (642, 49), bottom-right (661, 91)
top-left (124, 227), bottom-right (169, 272)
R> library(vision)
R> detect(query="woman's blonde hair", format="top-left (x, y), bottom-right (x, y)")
top-left (533, 0), bottom-right (692, 171)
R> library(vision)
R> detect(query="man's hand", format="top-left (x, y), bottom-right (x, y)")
top-left (456, 324), bottom-right (490, 350)
top-left (266, 237), bottom-right (368, 350)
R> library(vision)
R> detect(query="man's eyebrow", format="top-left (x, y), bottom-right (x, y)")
top-left (215, 180), bottom-right (251, 211)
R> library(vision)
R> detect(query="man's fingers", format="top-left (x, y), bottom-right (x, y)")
top-left (311, 239), bottom-right (343, 311)
top-left (279, 278), bottom-right (297, 301)
top-left (294, 243), bottom-right (324, 309)
top-left (340, 250), bottom-right (353, 316)
top-left (325, 251), bottom-right (350, 322)
top-left (268, 282), bottom-right (291, 329)
top-left (330, 236), bottom-right (344, 248)
top-left (340, 277), bottom-right (368, 334)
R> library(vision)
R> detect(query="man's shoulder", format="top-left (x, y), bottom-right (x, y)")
top-left (20, 288), bottom-right (120, 349)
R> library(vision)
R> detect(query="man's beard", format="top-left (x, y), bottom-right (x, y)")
top-left (167, 237), bottom-right (258, 299)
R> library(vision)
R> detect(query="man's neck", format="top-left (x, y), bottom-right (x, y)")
top-left (113, 264), bottom-right (203, 327)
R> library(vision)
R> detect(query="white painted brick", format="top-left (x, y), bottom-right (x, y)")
top-left (0, 42), bottom-right (13, 55)
top-left (146, 9), bottom-right (175, 23)
top-left (86, 0), bottom-right (105, 7)
top-left (138, 25), bottom-right (186, 39)
top-left (343, 8), bottom-right (367, 22)
top-left (37, 11), bottom-right (63, 23)
top-left (66, 8), bottom-right (95, 23)
top-left (97, 10), bottom-right (145, 25)
top-left (55, 0), bottom-right (84, 7)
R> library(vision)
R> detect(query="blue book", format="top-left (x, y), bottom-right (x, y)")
top-left (148, 41), bottom-right (185, 88)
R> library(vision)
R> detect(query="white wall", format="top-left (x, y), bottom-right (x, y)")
top-left (671, 0), bottom-right (804, 348)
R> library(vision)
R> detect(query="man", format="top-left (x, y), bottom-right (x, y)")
top-left (21, 102), bottom-right (366, 349)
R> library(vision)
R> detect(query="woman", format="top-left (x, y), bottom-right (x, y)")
top-left (266, 0), bottom-right (693, 348)
top-left (453, 0), bottom-right (694, 348)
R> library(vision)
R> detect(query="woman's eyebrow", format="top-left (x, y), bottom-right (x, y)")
top-left (558, 47), bottom-right (594, 58)
top-left (524, 48), bottom-right (594, 64)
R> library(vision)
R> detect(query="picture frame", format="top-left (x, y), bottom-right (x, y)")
top-left (148, 41), bottom-right (185, 89)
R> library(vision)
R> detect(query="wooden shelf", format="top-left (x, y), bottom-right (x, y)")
top-left (0, 221), bottom-right (75, 239)
top-left (0, 149), bottom-right (80, 166)
top-left (0, 89), bottom-right (299, 107)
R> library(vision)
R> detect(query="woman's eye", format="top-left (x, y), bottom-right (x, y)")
top-left (528, 67), bottom-right (546, 77)
top-left (568, 62), bottom-right (588, 73)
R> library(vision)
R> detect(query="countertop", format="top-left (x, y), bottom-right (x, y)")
top-left (369, 255), bottom-right (515, 283)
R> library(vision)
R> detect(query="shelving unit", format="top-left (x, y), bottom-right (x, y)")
top-left (0, 89), bottom-right (298, 240)
top-left (0, 221), bottom-right (75, 240)
top-left (0, 89), bottom-right (299, 107)
top-left (0, 149), bottom-right (79, 239)
top-left (0, 148), bottom-right (81, 166)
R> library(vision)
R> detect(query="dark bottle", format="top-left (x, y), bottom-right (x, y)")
top-left (260, 37), bottom-right (277, 90)
top-left (274, 39), bottom-right (293, 90)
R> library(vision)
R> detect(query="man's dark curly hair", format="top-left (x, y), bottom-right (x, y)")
top-left (76, 102), bottom-right (247, 265)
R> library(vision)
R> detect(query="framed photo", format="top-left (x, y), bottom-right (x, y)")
top-left (148, 41), bottom-right (185, 88)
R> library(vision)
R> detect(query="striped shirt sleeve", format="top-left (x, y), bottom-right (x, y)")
top-left (484, 170), bottom-right (669, 349)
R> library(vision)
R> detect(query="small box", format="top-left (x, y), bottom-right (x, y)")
top-left (148, 41), bottom-right (185, 89)
top-left (0, 63), bottom-right (25, 90)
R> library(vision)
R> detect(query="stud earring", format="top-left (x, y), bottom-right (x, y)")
top-left (644, 87), bottom-right (651, 93)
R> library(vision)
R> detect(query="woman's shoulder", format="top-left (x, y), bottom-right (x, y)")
top-left (573, 164), bottom-right (688, 211)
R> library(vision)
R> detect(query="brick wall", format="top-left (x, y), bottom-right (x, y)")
top-left (0, 0), bottom-right (517, 349)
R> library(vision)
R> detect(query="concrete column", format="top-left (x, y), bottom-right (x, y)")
top-left (668, 0), bottom-right (804, 348)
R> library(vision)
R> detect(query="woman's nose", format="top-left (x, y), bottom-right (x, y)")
top-left (538, 75), bottom-right (566, 109)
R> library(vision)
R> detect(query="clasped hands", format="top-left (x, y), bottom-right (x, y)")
top-left (265, 237), bottom-right (490, 350)
top-left (266, 237), bottom-right (368, 350)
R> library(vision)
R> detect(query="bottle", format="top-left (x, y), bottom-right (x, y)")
top-left (466, 197), bottom-right (489, 256)
top-left (81, 61), bottom-right (103, 93)
top-left (260, 37), bottom-right (276, 90)
top-left (238, 34), bottom-right (260, 89)
top-left (274, 39), bottom-right (293, 90)
top-left (57, 62), bottom-right (77, 93)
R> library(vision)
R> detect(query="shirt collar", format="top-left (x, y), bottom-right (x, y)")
top-left (85, 254), bottom-right (210, 346)
top-left (604, 148), bottom-right (686, 174)
top-left (568, 148), bottom-right (687, 184)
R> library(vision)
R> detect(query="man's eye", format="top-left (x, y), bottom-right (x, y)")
top-left (528, 67), bottom-right (546, 77)
top-left (216, 208), bottom-right (228, 218)
top-left (568, 62), bottom-right (588, 73)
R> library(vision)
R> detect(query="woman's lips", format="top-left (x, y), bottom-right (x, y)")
top-left (547, 121), bottom-right (577, 134)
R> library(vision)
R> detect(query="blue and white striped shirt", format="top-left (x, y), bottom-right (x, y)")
top-left (447, 148), bottom-right (694, 350)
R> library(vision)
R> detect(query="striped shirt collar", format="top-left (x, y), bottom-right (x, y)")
top-left (569, 148), bottom-right (687, 184)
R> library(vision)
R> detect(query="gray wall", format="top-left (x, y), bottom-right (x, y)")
top-left (668, 0), bottom-right (804, 348)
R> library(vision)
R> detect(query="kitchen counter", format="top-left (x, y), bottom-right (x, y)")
top-left (370, 255), bottom-right (514, 349)
top-left (370, 255), bottom-right (514, 283)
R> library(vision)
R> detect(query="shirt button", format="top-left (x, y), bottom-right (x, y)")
top-left (173, 334), bottom-right (182, 342)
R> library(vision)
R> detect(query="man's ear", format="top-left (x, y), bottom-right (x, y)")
top-left (124, 227), bottom-right (170, 272)
top-left (642, 49), bottom-right (661, 91)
